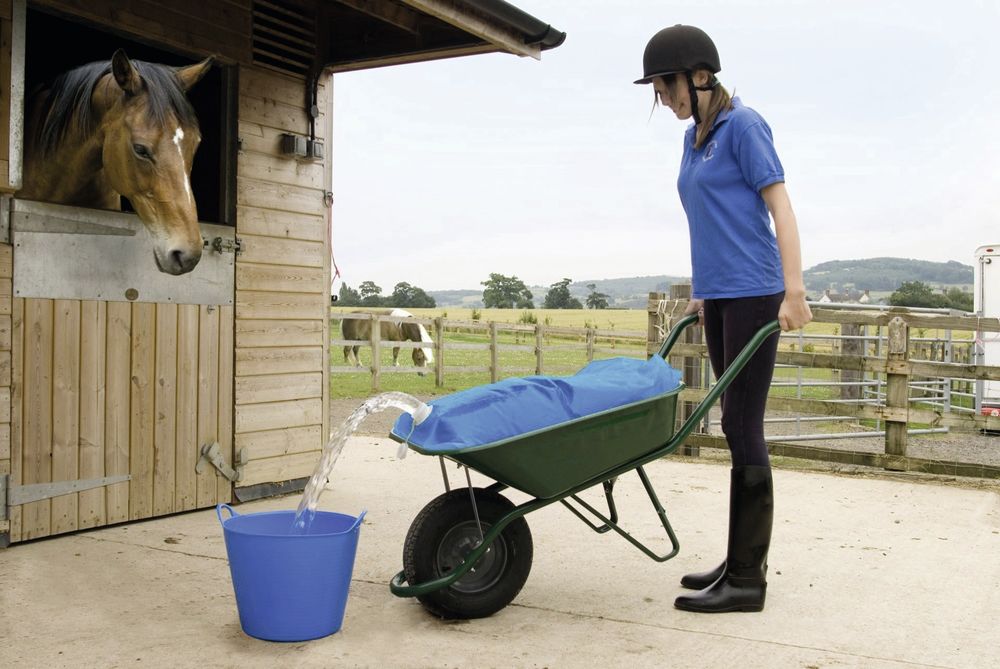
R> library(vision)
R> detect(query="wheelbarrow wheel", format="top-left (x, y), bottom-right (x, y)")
top-left (403, 487), bottom-right (532, 619)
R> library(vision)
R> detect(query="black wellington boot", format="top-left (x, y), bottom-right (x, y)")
top-left (679, 561), bottom-right (725, 590)
top-left (674, 466), bottom-right (773, 613)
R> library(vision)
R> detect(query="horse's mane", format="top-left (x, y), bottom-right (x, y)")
top-left (35, 59), bottom-right (200, 156)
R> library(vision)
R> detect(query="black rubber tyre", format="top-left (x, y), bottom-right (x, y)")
top-left (403, 488), bottom-right (533, 619)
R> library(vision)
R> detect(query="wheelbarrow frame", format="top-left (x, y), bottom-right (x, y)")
top-left (389, 314), bottom-right (781, 600)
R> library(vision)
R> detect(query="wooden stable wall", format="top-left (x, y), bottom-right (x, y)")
top-left (0, 0), bottom-right (334, 541)
top-left (234, 66), bottom-right (332, 490)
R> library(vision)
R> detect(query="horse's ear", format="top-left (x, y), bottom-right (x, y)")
top-left (175, 56), bottom-right (215, 92)
top-left (111, 49), bottom-right (142, 96)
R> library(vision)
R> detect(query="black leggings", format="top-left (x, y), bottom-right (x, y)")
top-left (703, 292), bottom-right (783, 467)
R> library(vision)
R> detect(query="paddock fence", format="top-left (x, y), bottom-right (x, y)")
top-left (330, 311), bottom-right (648, 391)
top-left (649, 289), bottom-right (1000, 479)
top-left (329, 298), bottom-right (1000, 479)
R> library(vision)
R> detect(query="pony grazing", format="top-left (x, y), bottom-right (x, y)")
top-left (20, 49), bottom-right (213, 275)
top-left (342, 309), bottom-right (435, 375)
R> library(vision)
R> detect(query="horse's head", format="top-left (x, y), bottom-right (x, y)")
top-left (101, 50), bottom-right (213, 275)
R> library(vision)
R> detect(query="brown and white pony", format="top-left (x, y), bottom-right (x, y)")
top-left (20, 49), bottom-right (212, 275)
top-left (342, 309), bottom-right (435, 375)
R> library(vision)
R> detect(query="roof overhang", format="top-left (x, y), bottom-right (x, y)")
top-left (320, 0), bottom-right (565, 73)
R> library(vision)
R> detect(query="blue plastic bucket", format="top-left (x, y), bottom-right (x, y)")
top-left (217, 504), bottom-right (365, 641)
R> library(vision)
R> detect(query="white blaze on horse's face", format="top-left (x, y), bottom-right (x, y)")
top-left (172, 127), bottom-right (194, 205)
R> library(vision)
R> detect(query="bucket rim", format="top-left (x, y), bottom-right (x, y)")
top-left (218, 506), bottom-right (366, 538)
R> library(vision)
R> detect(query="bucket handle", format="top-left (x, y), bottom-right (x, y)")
top-left (216, 503), bottom-right (238, 525)
top-left (349, 510), bottom-right (367, 532)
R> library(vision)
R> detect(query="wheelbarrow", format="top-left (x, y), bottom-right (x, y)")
top-left (388, 314), bottom-right (780, 618)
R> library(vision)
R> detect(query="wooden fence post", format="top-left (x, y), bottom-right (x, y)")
top-left (489, 321), bottom-right (499, 383)
top-left (586, 328), bottom-right (595, 362)
top-left (434, 317), bottom-right (444, 387)
top-left (535, 323), bottom-right (544, 375)
top-left (884, 316), bottom-right (909, 470)
top-left (841, 323), bottom-right (862, 400)
top-left (370, 315), bottom-right (381, 393)
top-left (647, 291), bottom-right (667, 357)
top-left (670, 284), bottom-right (703, 456)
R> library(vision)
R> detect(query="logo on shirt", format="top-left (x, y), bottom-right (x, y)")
top-left (702, 140), bottom-right (718, 162)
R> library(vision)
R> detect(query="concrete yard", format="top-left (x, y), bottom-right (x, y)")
top-left (2, 436), bottom-right (998, 669)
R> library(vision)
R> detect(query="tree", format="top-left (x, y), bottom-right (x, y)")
top-left (943, 287), bottom-right (973, 312)
top-left (338, 283), bottom-right (361, 306)
top-left (888, 281), bottom-right (944, 308)
top-left (585, 283), bottom-right (610, 310)
top-left (481, 273), bottom-right (534, 308)
top-left (543, 278), bottom-right (583, 309)
top-left (359, 281), bottom-right (384, 307)
top-left (389, 282), bottom-right (436, 308)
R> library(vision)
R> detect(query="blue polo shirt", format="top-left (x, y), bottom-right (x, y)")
top-left (677, 97), bottom-right (786, 299)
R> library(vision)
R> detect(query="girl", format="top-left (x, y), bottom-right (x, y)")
top-left (635, 24), bottom-right (812, 613)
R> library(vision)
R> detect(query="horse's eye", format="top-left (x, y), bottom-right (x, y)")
top-left (132, 143), bottom-right (153, 160)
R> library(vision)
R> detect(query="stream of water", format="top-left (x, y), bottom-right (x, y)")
top-left (291, 392), bottom-right (431, 533)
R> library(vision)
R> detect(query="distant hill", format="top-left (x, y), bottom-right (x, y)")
top-left (804, 258), bottom-right (972, 293)
top-left (426, 259), bottom-right (973, 308)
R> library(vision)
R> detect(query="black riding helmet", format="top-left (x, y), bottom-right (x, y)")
top-left (635, 25), bottom-right (721, 124)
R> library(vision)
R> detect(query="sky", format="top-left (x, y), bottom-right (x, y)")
top-left (330, 0), bottom-right (1000, 293)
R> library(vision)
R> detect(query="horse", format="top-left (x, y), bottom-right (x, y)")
top-left (342, 309), bottom-right (435, 375)
top-left (20, 49), bottom-right (213, 275)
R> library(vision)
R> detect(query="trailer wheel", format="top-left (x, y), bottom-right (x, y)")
top-left (403, 487), bottom-right (532, 619)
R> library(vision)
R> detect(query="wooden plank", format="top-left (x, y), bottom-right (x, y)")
top-left (239, 450), bottom-right (320, 488)
top-left (235, 397), bottom-right (322, 434)
top-left (9, 297), bottom-right (22, 540)
top-left (0, 349), bottom-right (9, 386)
top-left (21, 299), bottom-right (53, 539)
top-left (236, 318), bottom-right (324, 348)
top-left (238, 95), bottom-right (325, 138)
top-left (237, 262), bottom-right (327, 293)
top-left (237, 177), bottom-right (326, 217)
top-left (239, 66), bottom-right (325, 106)
top-left (196, 305), bottom-right (220, 507)
top-left (0, 313), bottom-right (11, 349)
top-left (235, 372), bottom-right (322, 404)
top-left (153, 303), bottom-right (178, 515)
top-left (0, 278), bottom-right (12, 315)
top-left (0, 423), bottom-right (8, 460)
top-left (236, 290), bottom-right (327, 320)
top-left (236, 424), bottom-right (322, 461)
top-left (237, 233), bottom-right (326, 268)
top-left (129, 303), bottom-right (156, 520)
top-left (104, 302), bottom-right (131, 524)
top-left (0, 243), bottom-right (12, 277)
top-left (238, 151), bottom-right (326, 190)
top-left (175, 305), bottom-right (200, 511)
top-left (235, 204), bottom-right (325, 242)
top-left (217, 305), bottom-right (235, 503)
top-left (51, 300), bottom-right (80, 535)
top-left (235, 346), bottom-right (323, 377)
top-left (78, 301), bottom-right (107, 529)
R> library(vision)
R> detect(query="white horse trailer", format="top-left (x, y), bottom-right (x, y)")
top-left (975, 244), bottom-right (1000, 415)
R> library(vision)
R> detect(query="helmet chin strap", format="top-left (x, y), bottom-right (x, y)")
top-left (686, 72), bottom-right (720, 126)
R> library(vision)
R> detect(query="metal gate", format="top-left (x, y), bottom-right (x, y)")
top-left (3, 199), bottom-right (237, 543)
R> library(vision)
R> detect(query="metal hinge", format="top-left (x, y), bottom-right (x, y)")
top-left (2, 474), bottom-right (131, 520)
top-left (204, 236), bottom-right (242, 256)
top-left (196, 443), bottom-right (246, 483)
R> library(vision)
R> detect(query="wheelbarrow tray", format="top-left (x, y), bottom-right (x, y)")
top-left (401, 386), bottom-right (682, 500)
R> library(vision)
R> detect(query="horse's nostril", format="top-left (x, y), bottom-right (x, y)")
top-left (168, 248), bottom-right (201, 274)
